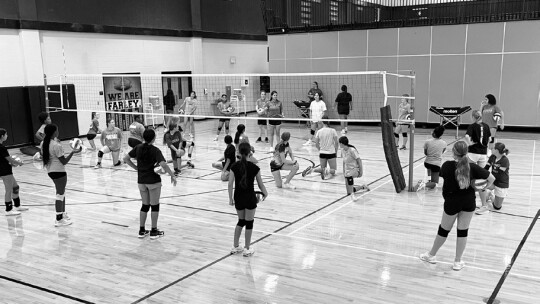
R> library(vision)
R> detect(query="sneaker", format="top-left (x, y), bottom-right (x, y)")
top-left (341, 129), bottom-right (346, 135)
top-left (354, 185), bottom-right (370, 193)
top-left (189, 133), bottom-right (193, 139)
top-left (256, 137), bottom-right (262, 143)
top-left (174, 169), bottom-right (181, 176)
top-left (62, 212), bottom-right (71, 220)
top-left (138, 230), bottom-right (150, 238)
top-left (213, 136), bottom-right (218, 141)
top-left (187, 161), bottom-right (195, 169)
top-left (114, 161), bottom-right (122, 167)
top-left (350, 193), bottom-right (360, 201)
top-left (452, 261), bottom-right (465, 271)
top-left (475, 205), bottom-right (489, 215)
top-left (5, 210), bottom-right (21, 216)
top-left (230, 245), bottom-right (244, 254)
top-left (14, 206), bottom-right (29, 212)
top-left (265, 137), bottom-right (268, 143)
top-left (283, 182), bottom-right (296, 190)
top-left (419, 252), bottom-right (437, 264)
top-left (243, 247), bottom-right (255, 257)
top-left (320, 172), bottom-right (325, 180)
top-left (55, 218), bottom-right (73, 227)
top-left (302, 166), bottom-right (313, 177)
top-left (416, 180), bottom-right (426, 192)
top-left (303, 139), bottom-right (313, 146)
top-left (399, 146), bottom-right (407, 150)
top-left (94, 163), bottom-right (102, 169)
top-left (150, 229), bottom-right (164, 239)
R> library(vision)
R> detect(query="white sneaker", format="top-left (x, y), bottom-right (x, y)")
top-left (419, 252), bottom-right (437, 264)
top-left (302, 166), bottom-right (313, 177)
top-left (14, 206), bottom-right (29, 212)
top-left (5, 210), bottom-right (21, 216)
top-left (55, 218), bottom-right (73, 227)
top-left (243, 247), bottom-right (255, 257)
top-left (283, 182), bottom-right (296, 190)
top-left (341, 129), bottom-right (346, 135)
top-left (452, 261), bottom-right (465, 271)
top-left (267, 147), bottom-right (274, 152)
top-left (63, 212), bottom-right (71, 220)
top-left (230, 245), bottom-right (243, 255)
top-left (213, 136), bottom-right (218, 141)
top-left (94, 163), bottom-right (102, 169)
top-left (350, 193), bottom-right (360, 201)
top-left (475, 205), bottom-right (489, 215)
top-left (303, 139), bottom-right (313, 146)
top-left (416, 180), bottom-right (426, 192)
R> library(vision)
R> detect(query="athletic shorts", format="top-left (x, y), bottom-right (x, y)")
top-left (494, 186), bottom-right (508, 198)
top-left (424, 162), bottom-right (441, 173)
top-left (258, 119), bottom-right (268, 126)
top-left (268, 120), bottom-right (282, 126)
top-left (234, 195), bottom-right (258, 210)
top-left (270, 160), bottom-right (283, 172)
top-left (138, 183), bottom-right (162, 192)
top-left (170, 148), bottom-right (183, 160)
top-left (337, 108), bottom-right (350, 115)
top-left (48, 172), bottom-right (67, 180)
top-left (395, 124), bottom-right (409, 133)
top-left (219, 118), bottom-right (231, 123)
top-left (128, 138), bottom-right (142, 148)
top-left (102, 146), bottom-right (120, 153)
top-left (319, 153), bottom-right (337, 159)
top-left (86, 133), bottom-right (97, 140)
top-left (344, 168), bottom-right (360, 178)
top-left (443, 197), bottom-right (476, 215)
top-left (468, 153), bottom-right (488, 168)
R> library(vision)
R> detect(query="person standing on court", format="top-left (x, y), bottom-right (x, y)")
top-left (180, 91), bottom-right (198, 139)
top-left (266, 91), bottom-right (284, 152)
top-left (304, 92), bottom-right (326, 146)
top-left (86, 112), bottom-right (101, 151)
top-left (334, 85), bottom-right (353, 135)
top-left (41, 124), bottom-right (82, 226)
top-left (255, 90), bottom-right (269, 143)
top-left (419, 141), bottom-right (494, 271)
top-left (229, 142), bottom-right (268, 257)
top-left (128, 114), bottom-right (145, 148)
top-left (465, 110), bottom-right (491, 213)
top-left (163, 89), bottom-right (176, 127)
top-left (307, 81), bottom-right (323, 102)
top-left (124, 128), bottom-right (177, 239)
top-left (0, 129), bottom-right (28, 216)
top-left (394, 94), bottom-right (411, 150)
top-left (480, 94), bottom-right (504, 150)
top-left (214, 94), bottom-right (234, 141)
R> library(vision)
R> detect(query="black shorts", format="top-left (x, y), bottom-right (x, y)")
top-left (258, 119), bottom-right (268, 126)
top-left (337, 107), bottom-right (350, 115)
top-left (48, 172), bottom-right (67, 180)
top-left (424, 162), bottom-right (441, 173)
top-left (128, 138), bottom-right (142, 148)
top-left (320, 153), bottom-right (337, 159)
top-left (234, 195), bottom-right (258, 210)
top-left (270, 160), bottom-right (283, 172)
top-left (86, 133), bottom-right (96, 140)
top-left (219, 118), bottom-right (231, 123)
top-left (443, 197), bottom-right (476, 215)
top-left (170, 148), bottom-right (184, 160)
top-left (269, 120), bottom-right (281, 126)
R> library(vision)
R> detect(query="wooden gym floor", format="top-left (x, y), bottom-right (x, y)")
top-left (1, 117), bottom-right (539, 304)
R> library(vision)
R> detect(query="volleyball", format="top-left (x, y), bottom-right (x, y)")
top-left (179, 109), bottom-right (185, 114)
top-left (257, 108), bottom-right (266, 115)
top-left (255, 191), bottom-right (265, 203)
top-left (227, 106), bottom-right (235, 113)
top-left (494, 112), bottom-right (502, 122)
top-left (405, 114), bottom-right (411, 120)
top-left (70, 138), bottom-right (83, 150)
top-left (11, 155), bottom-right (21, 166)
top-left (154, 166), bottom-right (166, 174)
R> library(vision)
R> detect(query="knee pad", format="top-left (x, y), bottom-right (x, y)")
top-left (190, 142), bottom-right (195, 147)
top-left (346, 176), bottom-right (354, 186)
top-left (489, 137), bottom-right (495, 143)
top-left (394, 133), bottom-right (399, 138)
top-left (12, 185), bottom-right (19, 194)
top-left (217, 127), bottom-right (223, 131)
top-left (150, 204), bottom-right (160, 212)
top-left (225, 127), bottom-right (230, 131)
top-left (311, 129), bottom-right (315, 135)
top-left (437, 225), bottom-right (450, 237)
top-left (493, 204), bottom-right (502, 210)
top-left (98, 151), bottom-right (104, 158)
top-left (140, 204), bottom-right (150, 212)
top-left (457, 229), bottom-right (468, 237)
top-left (237, 219), bottom-right (246, 227)
top-left (181, 141), bottom-right (187, 149)
top-left (402, 133), bottom-right (408, 137)
top-left (55, 194), bottom-right (65, 201)
top-left (245, 220), bottom-right (254, 230)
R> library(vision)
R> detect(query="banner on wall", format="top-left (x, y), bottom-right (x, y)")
top-left (102, 74), bottom-right (142, 131)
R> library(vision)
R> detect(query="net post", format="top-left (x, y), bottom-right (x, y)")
top-left (408, 71), bottom-right (416, 192)
top-left (44, 73), bottom-right (50, 110)
top-left (382, 72), bottom-right (388, 107)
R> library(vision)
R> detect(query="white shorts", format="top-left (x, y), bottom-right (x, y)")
top-left (468, 153), bottom-right (487, 168)
top-left (101, 146), bottom-right (120, 153)
top-left (494, 186), bottom-right (508, 198)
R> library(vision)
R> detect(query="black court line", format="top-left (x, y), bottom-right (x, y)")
top-left (25, 199), bottom-right (139, 207)
top-left (163, 203), bottom-right (291, 224)
top-left (102, 221), bottom-right (129, 228)
top-left (17, 180), bottom-right (137, 201)
top-left (485, 209), bottom-right (540, 304)
top-left (0, 274), bottom-right (94, 304)
top-left (490, 210), bottom-right (536, 219)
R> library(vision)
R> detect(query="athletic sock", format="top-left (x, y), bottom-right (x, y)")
top-left (13, 197), bottom-right (20, 207)
top-left (56, 212), bottom-right (63, 221)
top-left (5, 201), bottom-right (13, 212)
top-left (140, 226), bottom-right (146, 232)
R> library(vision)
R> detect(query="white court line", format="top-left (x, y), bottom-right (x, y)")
top-left (32, 203), bottom-right (540, 282)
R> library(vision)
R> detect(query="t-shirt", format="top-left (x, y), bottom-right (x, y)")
top-left (315, 127), bottom-right (338, 154)
top-left (398, 103), bottom-right (411, 122)
top-left (273, 142), bottom-right (290, 165)
top-left (231, 161), bottom-right (260, 204)
top-left (217, 100), bottom-right (232, 116)
top-left (310, 100), bottom-right (327, 122)
top-left (88, 119), bottom-right (100, 135)
top-left (481, 104), bottom-right (502, 129)
top-left (128, 144), bottom-right (166, 184)
top-left (41, 140), bottom-right (66, 173)
top-left (266, 100), bottom-right (283, 118)
top-left (424, 138), bottom-right (447, 166)
top-left (440, 161), bottom-right (490, 203)
top-left (164, 131), bottom-right (183, 150)
top-left (487, 155), bottom-right (509, 188)
top-left (223, 144), bottom-right (236, 171)
top-left (128, 121), bottom-right (145, 142)
top-left (0, 144), bottom-right (13, 177)
top-left (342, 147), bottom-right (361, 177)
top-left (102, 127), bottom-right (123, 151)
top-left (185, 97), bottom-right (198, 114)
top-left (256, 98), bottom-right (267, 117)
top-left (35, 124), bottom-right (47, 144)
top-left (308, 88), bottom-right (323, 101)
top-left (335, 92), bottom-right (352, 111)
top-left (466, 122), bottom-right (491, 154)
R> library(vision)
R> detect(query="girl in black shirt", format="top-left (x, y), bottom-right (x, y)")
top-left (228, 142), bottom-right (268, 257)
top-left (0, 129), bottom-right (27, 216)
top-left (124, 129), bottom-right (177, 239)
top-left (420, 141), bottom-right (494, 271)
top-left (212, 135), bottom-right (236, 181)
top-left (333, 85), bottom-right (352, 135)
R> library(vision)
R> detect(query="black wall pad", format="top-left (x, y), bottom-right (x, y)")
top-left (380, 105), bottom-right (406, 193)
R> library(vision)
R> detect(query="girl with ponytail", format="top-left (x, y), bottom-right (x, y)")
top-left (420, 141), bottom-right (494, 271)
top-left (234, 124), bottom-right (257, 163)
top-left (228, 142), bottom-right (267, 257)
top-left (0, 128), bottom-right (27, 216)
top-left (339, 136), bottom-right (369, 200)
top-left (41, 124), bottom-right (81, 226)
top-left (478, 142), bottom-right (510, 212)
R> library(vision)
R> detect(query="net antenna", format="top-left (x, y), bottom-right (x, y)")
top-left (44, 45), bottom-right (69, 112)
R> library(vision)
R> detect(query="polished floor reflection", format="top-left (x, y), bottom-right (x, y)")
top-left (1, 119), bottom-right (539, 304)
